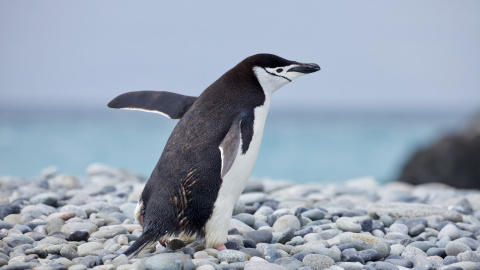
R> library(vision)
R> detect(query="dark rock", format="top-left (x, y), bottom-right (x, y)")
top-left (360, 218), bottom-right (373, 232)
top-left (243, 230), bottom-right (273, 244)
top-left (358, 249), bottom-right (378, 262)
top-left (426, 247), bottom-right (446, 257)
top-left (0, 204), bottom-right (21, 219)
top-left (228, 228), bottom-right (239, 235)
top-left (242, 239), bottom-right (256, 248)
top-left (225, 241), bottom-right (241, 250)
top-left (67, 231), bottom-right (90, 241)
top-left (166, 239), bottom-right (186, 250)
top-left (25, 248), bottom-right (47, 258)
top-left (278, 227), bottom-right (295, 244)
top-left (397, 112), bottom-right (480, 189)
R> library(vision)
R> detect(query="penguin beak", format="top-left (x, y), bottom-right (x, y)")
top-left (288, 63), bottom-right (321, 74)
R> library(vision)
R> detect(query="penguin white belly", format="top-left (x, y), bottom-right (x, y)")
top-left (204, 97), bottom-right (271, 248)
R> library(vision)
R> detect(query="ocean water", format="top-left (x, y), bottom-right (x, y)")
top-left (0, 108), bottom-right (466, 183)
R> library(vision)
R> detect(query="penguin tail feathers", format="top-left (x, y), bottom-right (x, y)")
top-left (123, 231), bottom-right (157, 257)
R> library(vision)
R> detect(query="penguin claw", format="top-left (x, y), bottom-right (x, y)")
top-left (215, 244), bottom-right (227, 251)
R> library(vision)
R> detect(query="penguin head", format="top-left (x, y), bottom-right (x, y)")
top-left (246, 54), bottom-right (320, 96)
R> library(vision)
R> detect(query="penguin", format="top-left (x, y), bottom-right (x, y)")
top-left (108, 54), bottom-right (320, 256)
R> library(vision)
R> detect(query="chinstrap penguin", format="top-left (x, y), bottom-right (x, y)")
top-left (108, 54), bottom-right (320, 256)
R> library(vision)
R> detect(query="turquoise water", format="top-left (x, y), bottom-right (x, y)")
top-left (0, 108), bottom-right (466, 183)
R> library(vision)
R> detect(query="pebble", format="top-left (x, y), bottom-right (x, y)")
top-left (272, 215), bottom-right (300, 232)
top-left (244, 230), bottom-right (273, 244)
top-left (218, 250), bottom-right (248, 263)
top-left (144, 253), bottom-right (195, 270)
top-left (336, 217), bottom-right (362, 233)
top-left (302, 254), bottom-right (335, 270)
top-left (2, 165), bottom-right (480, 269)
top-left (77, 242), bottom-right (103, 256)
top-left (445, 241), bottom-right (472, 256)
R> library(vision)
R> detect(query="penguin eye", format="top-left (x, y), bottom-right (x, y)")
top-left (276, 68), bottom-right (283, 73)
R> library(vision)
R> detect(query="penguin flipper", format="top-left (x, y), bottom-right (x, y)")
top-left (107, 91), bottom-right (197, 120)
top-left (219, 118), bottom-right (242, 178)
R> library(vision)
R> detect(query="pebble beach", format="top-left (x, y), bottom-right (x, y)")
top-left (1, 163), bottom-right (480, 270)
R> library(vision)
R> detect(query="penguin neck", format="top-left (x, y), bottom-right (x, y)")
top-left (252, 66), bottom-right (289, 98)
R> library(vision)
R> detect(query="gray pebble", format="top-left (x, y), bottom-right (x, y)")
top-left (60, 245), bottom-right (78, 260)
top-left (426, 247), bottom-right (446, 257)
top-left (274, 257), bottom-right (303, 270)
top-left (233, 213), bottom-right (255, 227)
top-left (368, 261), bottom-right (399, 270)
top-left (380, 215), bottom-right (394, 227)
top-left (301, 209), bottom-right (325, 221)
top-left (144, 253), bottom-right (195, 270)
top-left (445, 241), bottom-right (472, 256)
top-left (409, 224), bottom-right (425, 236)
top-left (272, 215), bottom-right (300, 232)
top-left (264, 245), bottom-right (280, 263)
top-left (244, 230), bottom-right (273, 244)
top-left (336, 217), bottom-right (361, 233)
top-left (77, 242), bottom-right (103, 256)
top-left (438, 223), bottom-right (460, 240)
top-left (302, 254), bottom-right (335, 270)
top-left (239, 192), bottom-right (267, 205)
top-left (457, 250), bottom-right (480, 262)
top-left (330, 232), bottom-right (390, 260)
top-left (218, 249), bottom-right (248, 263)
top-left (389, 223), bottom-right (408, 235)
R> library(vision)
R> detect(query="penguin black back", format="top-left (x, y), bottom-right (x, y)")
top-left (110, 54), bottom-right (320, 256)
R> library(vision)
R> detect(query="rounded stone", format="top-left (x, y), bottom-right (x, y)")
top-left (445, 241), bottom-right (472, 256)
top-left (302, 254), bottom-right (335, 270)
top-left (67, 231), bottom-right (90, 241)
top-left (218, 249), bottom-right (248, 263)
top-left (144, 253), bottom-right (194, 270)
top-left (389, 223), bottom-right (408, 235)
top-left (301, 209), bottom-right (325, 221)
top-left (380, 215), bottom-right (394, 227)
top-left (272, 215), bottom-right (300, 232)
top-left (333, 232), bottom-right (390, 260)
top-left (77, 242), bottom-right (103, 256)
top-left (438, 223), bottom-right (460, 240)
top-left (60, 245), bottom-right (79, 260)
top-left (336, 217), bottom-right (362, 233)
top-left (244, 230), bottom-right (273, 244)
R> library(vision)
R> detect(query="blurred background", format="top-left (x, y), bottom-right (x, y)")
top-left (1, 1), bottom-right (479, 184)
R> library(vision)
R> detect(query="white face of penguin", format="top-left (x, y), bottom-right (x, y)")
top-left (253, 64), bottom-right (318, 96)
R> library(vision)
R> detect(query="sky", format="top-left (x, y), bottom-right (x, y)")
top-left (1, 1), bottom-right (479, 113)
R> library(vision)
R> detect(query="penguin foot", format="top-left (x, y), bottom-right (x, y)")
top-left (158, 239), bottom-right (170, 246)
top-left (215, 244), bottom-right (227, 251)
